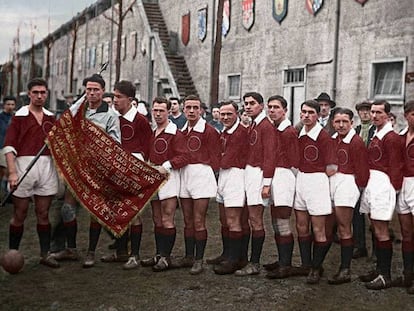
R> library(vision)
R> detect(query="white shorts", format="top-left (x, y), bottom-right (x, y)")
top-left (396, 177), bottom-right (414, 215)
top-left (216, 167), bottom-right (245, 207)
top-left (271, 167), bottom-right (296, 207)
top-left (329, 173), bottom-right (360, 208)
top-left (244, 165), bottom-right (269, 207)
top-left (13, 156), bottom-right (58, 198)
top-left (360, 170), bottom-right (396, 221)
top-left (294, 171), bottom-right (331, 216)
top-left (156, 169), bottom-right (180, 201)
top-left (179, 164), bottom-right (217, 199)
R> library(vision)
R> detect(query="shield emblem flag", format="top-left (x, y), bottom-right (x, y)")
top-left (222, 0), bottom-right (231, 37)
top-left (273, 0), bottom-right (288, 24)
top-left (181, 12), bottom-right (190, 46)
top-left (306, 0), bottom-right (323, 16)
top-left (242, 0), bottom-right (255, 31)
top-left (198, 6), bottom-right (208, 42)
top-left (355, 0), bottom-right (368, 5)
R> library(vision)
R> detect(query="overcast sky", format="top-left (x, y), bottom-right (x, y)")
top-left (0, 0), bottom-right (96, 64)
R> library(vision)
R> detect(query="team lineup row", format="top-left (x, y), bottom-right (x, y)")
top-left (2, 75), bottom-right (414, 294)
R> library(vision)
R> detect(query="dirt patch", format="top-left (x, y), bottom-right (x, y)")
top-left (0, 199), bottom-right (412, 311)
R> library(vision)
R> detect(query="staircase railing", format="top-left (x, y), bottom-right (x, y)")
top-left (136, 0), bottom-right (179, 97)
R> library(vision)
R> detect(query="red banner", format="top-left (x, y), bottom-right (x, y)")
top-left (181, 12), bottom-right (190, 46)
top-left (46, 106), bottom-right (165, 237)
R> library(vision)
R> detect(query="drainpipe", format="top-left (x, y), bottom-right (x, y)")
top-left (209, 0), bottom-right (216, 106)
top-left (84, 12), bottom-right (89, 79)
top-left (109, 0), bottom-right (114, 89)
top-left (147, 34), bottom-right (154, 104)
top-left (332, 0), bottom-right (340, 100)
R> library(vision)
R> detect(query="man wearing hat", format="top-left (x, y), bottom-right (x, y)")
top-left (353, 101), bottom-right (376, 260)
top-left (355, 101), bottom-right (375, 146)
top-left (315, 92), bottom-right (336, 135)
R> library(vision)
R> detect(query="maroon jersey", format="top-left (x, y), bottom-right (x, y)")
top-left (4, 106), bottom-right (55, 156)
top-left (246, 111), bottom-right (276, 180)
top-left (333, 129), bottom-right (369, 188)
top-left (181, 118), bottom-right (220, 171)
top-left (149, 121), bottom-right (189, 169)
top-left (220, 119), bottom-right (248, 169)
top-left (274, 119), bottom-right (299, 169)
top-left (368, 123), bottom-right (403, 190)
top-left (400, 128), bottom-right (414, 177)
top-left (298, 123), bottom-right (337, 173)
top-left (119, 106), bottom-right (152, 160)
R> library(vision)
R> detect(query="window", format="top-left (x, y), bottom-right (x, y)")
top-left (134, 81), bottom-right (141, 100)
top-left (104, 42), bottom-right (109, 62)
top-left (227, 74), bottom-right (241, 99)
top-left (130, 32), bottom-right (137, 59)
top-left (284, 68), bottom-right (305, 84)
top-left (98, 43), bottom-right (104, 65)
top-left (121, 36), bottom-right (126, 60)
top-left (371, 59), bottom-right (405, 100)
top-left (112, 39), bottom-right (117, 63)
top-left (78, 48), bottom-right (84, 71)
top-left (90, 47), bottom-right (96, 68)
top-left (63, 59), bottom-right (67, 75)
top-left (86, 48), bottom-right (90, 69)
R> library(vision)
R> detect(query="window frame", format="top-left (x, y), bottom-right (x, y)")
top-left (227, 73), bottom-right (241, 101)
top-left (369, 57), bottom-right (406, 102)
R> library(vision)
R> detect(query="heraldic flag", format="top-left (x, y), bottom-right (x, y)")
top-left (46, 100), bottom-right (166, 238)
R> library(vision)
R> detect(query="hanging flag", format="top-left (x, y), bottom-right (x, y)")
top-left (222, 0), bottom-right (231, 37)
top-left (198, 6), bottom-right (208, 42)
top-left (242, 0), bottom-right (255, 31)
top-left (46, 104), bottom-right (166, 238)
top-left (306, 0), bottom-right (323, 16)
top-left (355, 0), bottom-right (368, 5)
top-left (273, 0), bottom-right (288, 24)
top-left (182, 12), bottom-right (190, 46)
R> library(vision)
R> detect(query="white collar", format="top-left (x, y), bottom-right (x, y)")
top-left (182, 117), bottom-right (206, 133)
top-left (374, 122), bottom-right (394, 140)
top-left (400, 127), bottom-right (408, 136)
top-left (225, 118), bottom-right (240, 134)
top-left (299, 122), bottom-right (323, 141)
top-left (277, 118), bottom-right (291, 131)
top-left (15, 105), bottom-right (54, 117)
top-left (332, 128), bottom-right (356, 144)
top-left (122, 105), bottom-right (138, 122)
top-left (164, 121), bottom-right (177, 134)
top-left (253, 110), bottom-right (267, 126)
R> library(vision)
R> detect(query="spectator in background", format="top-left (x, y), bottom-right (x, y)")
top-left (135, 99), bottom-right (151, 122)
top-left (388, 112), bottom-right (397, 130)
top-left (168, 97), bottom-right (187, 129)
top-left (201, 102), bottom-right (213, 122)
top-left (209, 106), bottom-right (224, 132)
top-left (353, 101), bottom-right (375, 260)
top-left (0, 95), bottom-right (16, 197)
top-left (102, 92), bottom-right (114, 107)
top-left (239, 109), bottom-right (251, 128)
top-left (315, 92), bottom-right (336, 135)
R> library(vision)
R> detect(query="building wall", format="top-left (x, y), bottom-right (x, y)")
top-left (5, 0), bottom-right (414, 128)
top-left (46, 2), bottom-right (172, 111)
top-left (158, 0), bottom-right (413, 127)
